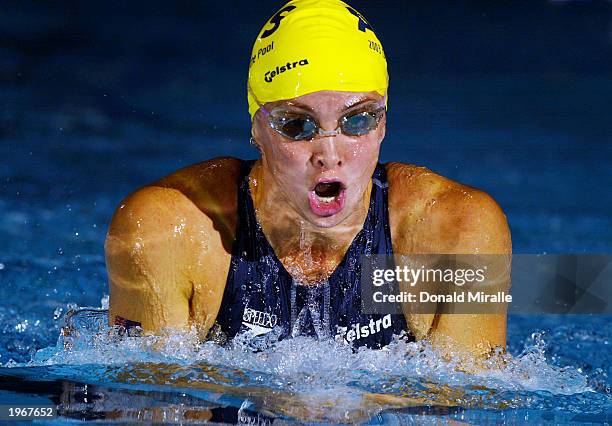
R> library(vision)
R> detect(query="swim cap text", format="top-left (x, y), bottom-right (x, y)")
top-left (264, 59), bottom-right (309, 83)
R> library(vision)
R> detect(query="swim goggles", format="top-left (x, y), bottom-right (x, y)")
top-left (249, 86), bottom-right (386, 141)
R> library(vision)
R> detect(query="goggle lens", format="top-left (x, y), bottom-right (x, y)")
top-left (341, 111), bottom-right (380, 136)
top-left (274, 115), bottom-right (318, 140)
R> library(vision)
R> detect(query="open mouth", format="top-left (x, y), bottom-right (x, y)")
top-left (314, 181), bottom-right (342, 201)
top-left (308, 179), bottom-right (346, 217)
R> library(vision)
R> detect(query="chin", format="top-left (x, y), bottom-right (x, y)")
top-left (305, 214), bottom-right (345, 229)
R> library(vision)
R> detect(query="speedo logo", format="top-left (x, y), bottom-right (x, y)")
top-left (335, 314), bottom-right (392, 343)
top-left (264, 59), bottom-right (309, 83)
top-left (242, 307), bottom-right (278, 336)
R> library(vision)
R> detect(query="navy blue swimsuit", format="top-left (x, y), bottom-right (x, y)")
top-left (213, 160), bottom-right (411, 349)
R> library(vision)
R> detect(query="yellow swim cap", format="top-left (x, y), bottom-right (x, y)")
top-left (247, 0), bottom-right (388, 120)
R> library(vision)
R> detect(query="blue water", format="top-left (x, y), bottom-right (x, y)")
top-left (1, 1), bottom-right (611, 423)
top-left (0, 309), bottom-right (610, 423)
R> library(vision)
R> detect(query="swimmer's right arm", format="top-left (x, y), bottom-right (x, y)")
top-left (105, 186), bottom-right (196, 332)
top-left (105, 158), bottom-right (240, 336)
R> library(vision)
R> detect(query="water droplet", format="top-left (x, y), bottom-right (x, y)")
top-left (53, 307), bottom-right (63, 320)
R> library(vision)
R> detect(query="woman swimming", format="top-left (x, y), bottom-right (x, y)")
top-left (105, 0), bottom-right (511, 357)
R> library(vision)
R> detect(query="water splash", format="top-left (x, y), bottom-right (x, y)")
top-left (4, 314), bottom-right (604, 420)
top-left (0, 302), bottom-right (609, 423)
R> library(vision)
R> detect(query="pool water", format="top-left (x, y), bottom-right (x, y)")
top-left (0, 306), bottom-right (610, 423)
top-left (2, 1), bottom-right (611, 423)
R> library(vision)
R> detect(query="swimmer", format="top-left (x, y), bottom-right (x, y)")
top-left (105, 0), bottom-right (511, 358)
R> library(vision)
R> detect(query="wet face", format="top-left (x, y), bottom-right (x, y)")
top-left (252, 90), bottom-right (386, 228)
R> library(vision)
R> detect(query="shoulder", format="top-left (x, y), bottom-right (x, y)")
top-left (157, 156), bottom-right (243, 220)
top-left (105, 157), bottom-right (244, 332)
top-left (106, 156), bottom-right (243, 255)
top-left (385, 162), bottom-right (511, 254)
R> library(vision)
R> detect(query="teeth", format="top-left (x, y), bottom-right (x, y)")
top-left (318, 195), bottom-right (335, 203)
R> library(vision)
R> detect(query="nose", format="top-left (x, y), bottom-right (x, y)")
top-left (310, 137), bottom-right (343, 170)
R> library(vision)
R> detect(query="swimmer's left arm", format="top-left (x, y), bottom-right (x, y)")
top-left (427, 189), bottom-right (512, 360)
